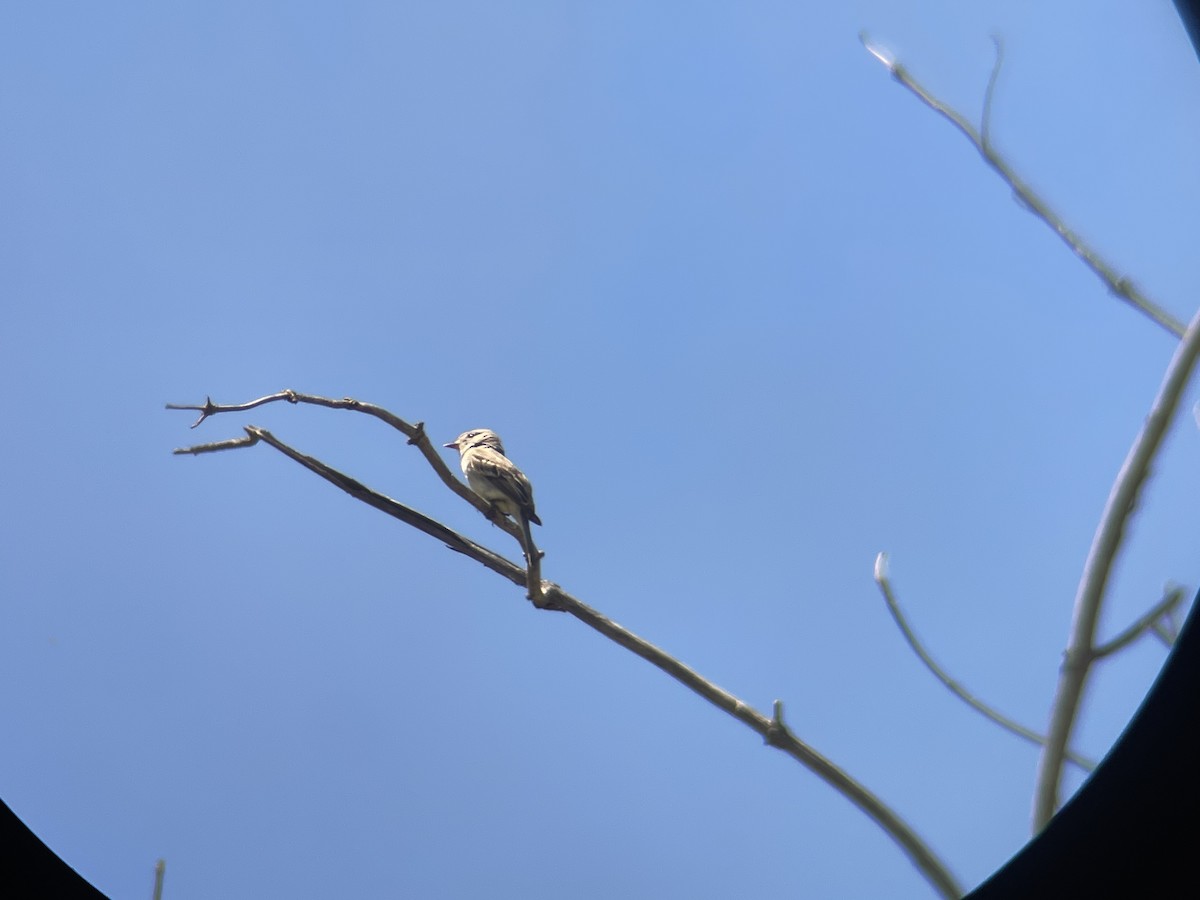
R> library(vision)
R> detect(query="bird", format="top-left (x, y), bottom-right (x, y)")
top-left (443, 428), bottom-right (541, 558)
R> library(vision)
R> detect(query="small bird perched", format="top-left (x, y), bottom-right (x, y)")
top-left (443, 428), bottom-right (541, 558)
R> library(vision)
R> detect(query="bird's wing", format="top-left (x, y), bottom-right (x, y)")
top-left (473, 448), bottom-right (541, 525)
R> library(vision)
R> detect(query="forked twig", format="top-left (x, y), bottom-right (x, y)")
top-left (861, 30), bottom-right (1198, 836)
top-left (170, 391), bottom-right (494, 518)
top-left (1093, 586), bottom-right (1187, 659)
top-left (169, 393), bottom-right (964, 900)
top-left (1151, 608), bottom-right (1181, 648)
top-left (1033, 307), bottom-right (1200, 830)
top-left (860, 33), bottom-right (1186, 339)
top-left (167, 390), bottom-right (553, 601)
top-left (874, 554), bottom-right (1097, 773)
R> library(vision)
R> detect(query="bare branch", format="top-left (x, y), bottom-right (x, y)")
top-left (859, 33), bottom-right (1186, 339)
top-left (873, 554), bottom-right (1096, 773)
top-left (173, 432), bottom-right (260, 455)
top-left (170, 391), bottom-right (551, 606)
top-left (253, 426), bottom-right (534, 588)
top-left (170, 398), bottom-right (963, 899)
top-left (166, 392), bottom-right (298, 429)
top-left (1094, 586), bottom-right (1188, 659)
top-left (1033, 306), bottom-right (1200, 831)
top-left (168, 390), bottom-right (526, 546)
top-left (541, 587), bottom-right (963, 899)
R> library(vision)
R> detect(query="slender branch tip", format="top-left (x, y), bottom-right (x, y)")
top-left (860, 33), bottom-right (896, 72)
top-left (874, 552), bottom-right (889, 582)
top-left (868, 31), bottom-right (1185, 338)
top-left (981, 35), bottom-right (1005, 147)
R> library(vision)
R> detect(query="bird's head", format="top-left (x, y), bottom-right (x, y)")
top-left (444, 428), bottom-right (505, 455)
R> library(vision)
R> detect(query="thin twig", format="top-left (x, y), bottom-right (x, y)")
top-left (1033, 306), bottom-right (1200, 831)
top-left (176, 425), bottom-right (533, 589)
top-left (873, 553), bottom-right (1096, 773)
top-left (979, 35), bottom-right (1003, 150)
top-left (1150, 623), bottom-right (1177, 648)
top-left (173, 432), bottom-right (260, 454)
top-left (168, 391), bottom-right (526, 546)
top-left (1093, 586), bottom-right (1187, 659)
top-left (1151, 608), bottom-right (1181, 648)
top-left (169, 399), bottom-right (964, 900)
top-left (859, 33), bottom-right (1186, 339)
top-left (152, 860), bottom-right (165, 900)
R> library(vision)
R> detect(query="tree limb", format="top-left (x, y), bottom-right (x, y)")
top-left (175, 424), bottom-right (533, 588)
top-left (168, 390), bottom-right (525, 546)
top-left (859, 29), bottom-right (1198, 837)
top-left (873, 553), bottom-right (1096, 773)
top-left (859, 33), bottom-right (1186, 339)
top-left (169, 396), bottom-right (964, 900)
top-left (1032, 306), bottom-right (1200, 831)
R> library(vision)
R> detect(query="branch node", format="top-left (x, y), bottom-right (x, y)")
top-left (532, 583), bottom-right (567, 612)
top-left (407, 421), bottom-right (426, 446)
top-left (1111, 276), bottom-right (1134, 299)
top-left (765, 699), bottom-right (790, 747)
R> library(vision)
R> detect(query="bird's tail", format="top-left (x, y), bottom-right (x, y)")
top-left (519, 514), bottom-right (536, 564)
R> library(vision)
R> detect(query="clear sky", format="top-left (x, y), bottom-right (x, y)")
top-left (3, 2), bottom-right (1198, 898)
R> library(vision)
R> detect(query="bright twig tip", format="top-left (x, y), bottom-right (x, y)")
top-left (874, 552), bottom-right (889, 582)
top-left (859, 32), bottom-right (896, 71)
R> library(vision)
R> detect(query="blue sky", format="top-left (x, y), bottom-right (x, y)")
top-left (3, 2), bottom-right (1198, 897)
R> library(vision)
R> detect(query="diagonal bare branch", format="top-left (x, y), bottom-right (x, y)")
top-left (174, 424), bottom-right (532, 588)
top-left (859, 32), bottom-right (1186, 339)
top-left (874, 554), bottom-right (1096, 773)
top-left (168, 391), bottom-right (525, 546)
top-left (169, 397), bottom-right (964, 900)
top-left (1033, 305), bottom-right (1200, 831)
top-left (547, 590), bottom-right (962, 898)
top-left (173, 432), bottom-right (260, 455)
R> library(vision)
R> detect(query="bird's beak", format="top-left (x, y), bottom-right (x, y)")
top-left (443, 441), bottom-right (459, 450)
